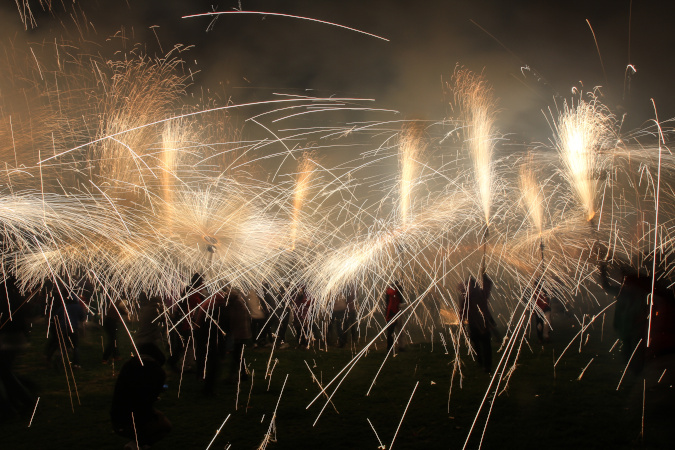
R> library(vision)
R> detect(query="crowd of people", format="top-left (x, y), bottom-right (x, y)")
top-left (0, 275), bottom-right (366, 448)
top-left (0, 265), bottom-right (564, 447)
top-left (5, 257), bottom-right (675, 449)
top-left (0, 268), bottom-right (507, 446)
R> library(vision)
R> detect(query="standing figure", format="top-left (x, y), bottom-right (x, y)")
top-left (263, 283), bottom-right (290, 349)
top-left (527, 279), bottom-right (551, 344)
top-left (167, 274), bottom-right (203, 372)
top-left (102, 299), bottom-right (129, 363)
top-left (194, 290), bottom-right (228, 394)
top-left (598, 260), bottom-right (671, 373)
top-left (383, 281), bottom-right (405, 352)
top-left (110, 343), bottom-right (171, 448)
top-left (135, 294), bottom-right (164, 349)
top-left (167, 293), bottom-right (190, 372)
top-left (459, 272), bottom-right (495, 373)
top-left (45, 287), bottom-right (87, 369)
top-left (247, 288), bottom-right (270, 347)
top-left (0, 275), bottom-right (35, 421)
top-left (223, 288), bottom-right (252, 382)
top-left (292, 286), bottom-right (312, 349)
top-left (331, 294), bottom-right (347, 347)
top-left (344, 286), bottom-right (359, 346)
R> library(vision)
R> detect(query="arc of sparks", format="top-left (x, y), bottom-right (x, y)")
top-left (37, 97), bottom-right (375, 165)
top-left (519, 159), bottom-right (547, 264)
top-left (182, 11), bottom-right (390, 42)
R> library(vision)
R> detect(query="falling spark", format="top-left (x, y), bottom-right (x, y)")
top-left (658, 369), bottom-right (667, 383)
top-left (390, 381), bottom-right (419, 450)
top-left (28, 397), bottom-right (40, 427)
top-left (131, 412), bottom-right (139, 450)
top-left (304, 360), bottom-right (339, 414)
top-left (647, 100), bottom-right (665, 348)
top-left (577, 357), bottom-right (595, 381)
top-left (259, 374), bottom-right (289, 450)
top-left (206, 414), bottom-right (232, 450)
top-left (182, 11), bottom-right (390, 42)
top-left (641, 378), bottom-right (646, 439)
top-left (616, 338), bottom-right (643, 391)
top-left (367, 418), bottom-right (386, 450)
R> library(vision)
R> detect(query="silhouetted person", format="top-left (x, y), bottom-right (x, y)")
top-left (111, 343), bottom-right (171, 448)
top-left (167, 274), bottom-right (203, 372)
top-left (344, 286), bottom-right (359, 347)
top-left (459, 272), bottom-right (495, 373)
top-left (102, 299), bottom-right (129, 363)
top-left (292, 286), bottom-right (312, 349)
top-left (223, 288), bottom-right (251, 382)
top-left (246, 288), bottom-right (270, 347)
top-left (135, 294), bottom-right (164, 348)
top-left (599, 257), bottom-right (675, 373)
top-left (331, 293), bottom-right (348, 347)
top-left (0, 275), bottom-right (35, 421)
top-left (383, 281), bottom-right (405, 352)
top-left (166, 292), bottom-right (189, 372)
top-left (524, 278), bottom-right (551, 344)
top-left (45, 286), bottom-right (86, 369)
top-left (194, 289), bottom-right (229, 394)
top-left (263, 282), bottom-right (290, 349)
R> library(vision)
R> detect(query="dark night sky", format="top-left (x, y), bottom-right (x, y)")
top-left (3, 0), bottom-right (675, 141)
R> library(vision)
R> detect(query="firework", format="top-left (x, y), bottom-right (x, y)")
top-left (553, 97), bottom-right (615, 224)
top-left (290, 152), bottom-right (316, 252)
top-left (452, 68), bottom-right (498, 229)
top-left (398, 123), bottom-right (426, 226)
top-left (519, 158), bottom-right (546, 238)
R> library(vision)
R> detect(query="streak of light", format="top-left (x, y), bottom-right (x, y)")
top-left (181, 11), bottom-right (390, 42)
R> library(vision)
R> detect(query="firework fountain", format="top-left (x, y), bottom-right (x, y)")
top-left (453, 68), bottom-right (498, 280)
top-left (519, 159), bottom-right (547, 263)
top-left (554, 97), bottom-right (615, 227)
top-left (290, 152), bottom-right (316, 253)
top-left (398, 122), bottom-right (426, 227)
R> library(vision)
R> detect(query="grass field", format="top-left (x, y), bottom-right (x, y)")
top-left (2, 306), bottom-right (674, 450)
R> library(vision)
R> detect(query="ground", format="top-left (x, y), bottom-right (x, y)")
top-left (2, 309), bottom-right (674, 450)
